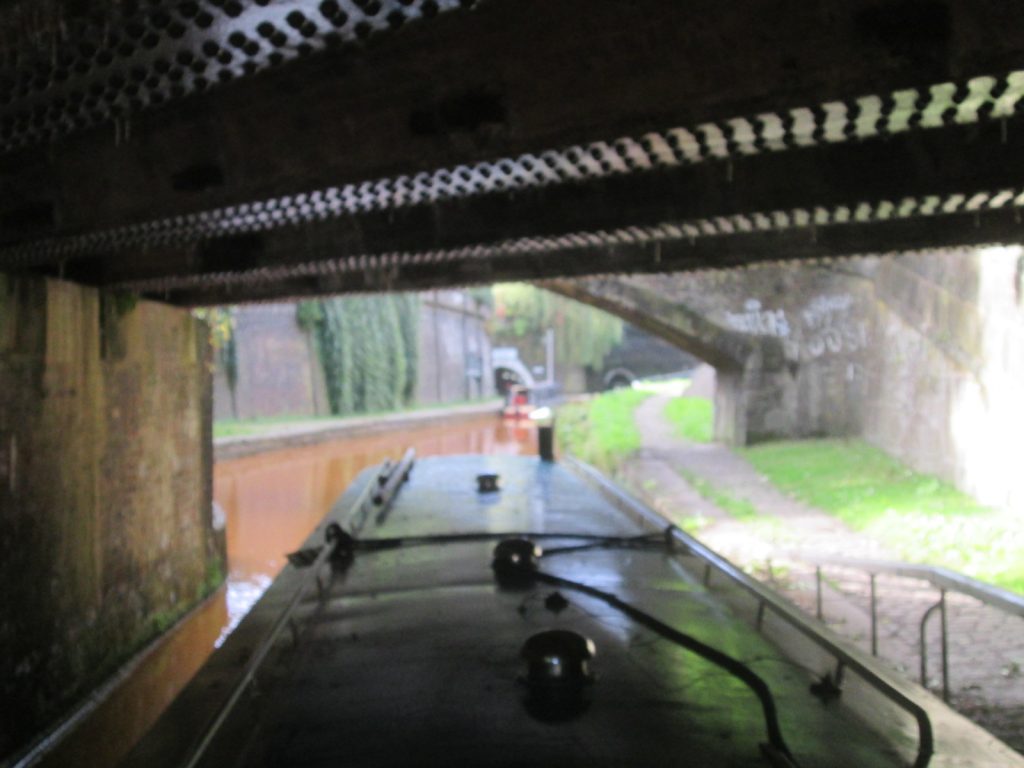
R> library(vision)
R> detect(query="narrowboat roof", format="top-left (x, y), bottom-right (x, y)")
top-left (121, 455), bottom-right (1022, 768)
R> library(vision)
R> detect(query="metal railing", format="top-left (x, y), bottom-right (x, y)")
top-left (182, 449), bottom-right (415, 768)
top-left (778, 552), bottom-right (1024, 704)
top-left (565, 457), bottom-right (935, 768)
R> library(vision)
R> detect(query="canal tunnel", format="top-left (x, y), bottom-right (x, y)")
top-left (3, 0), bottom-right (1024, 764)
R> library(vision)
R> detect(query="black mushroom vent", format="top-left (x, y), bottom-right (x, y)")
top-left (491, 538), bottom-right (540, 588)
top-left (519, 629), bottom-right (596, 721)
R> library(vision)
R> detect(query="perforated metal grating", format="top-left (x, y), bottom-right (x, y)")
top-left (5, 66), bottom-right (1024, 271)
top-left (108, 186), bottom-right (1024, 296)
top-left (0, 0), bottom-right (478, 151)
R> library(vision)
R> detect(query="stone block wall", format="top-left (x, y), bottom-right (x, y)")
top-left (571, 247), bottom-right (1024, 512)
top-left (860, 247), bottom-right (1024, 514)
top-left (0, 275), bottom-right (222, 756)
top-left (583, 268), bottom-right (875, 443)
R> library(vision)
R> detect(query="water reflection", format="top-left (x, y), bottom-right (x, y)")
top-left (217, 416), bottom-right (535, 623)
top-left (38, 415), bottom-right (532, 768)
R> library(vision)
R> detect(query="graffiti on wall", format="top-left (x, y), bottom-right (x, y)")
top-left (801, 294), bottom-right (869, 360)
top-left (725, 294), bottom-right (870, 361)
top-left (724, 299), bottom-right (790, 337)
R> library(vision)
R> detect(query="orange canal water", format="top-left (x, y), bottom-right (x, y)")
top-left (38, 415), bottom-right (534, 768)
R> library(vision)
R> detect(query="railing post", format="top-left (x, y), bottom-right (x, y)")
top-left (919, 603), bottom-right (937, 688)
top-left (538, 423), bottom-right (555, 462)
top-left (815, 565), bottom-right (823, 621)
top-left (869, 573), bottom-right (878, 656)
top-left (939, 589), bottom-right (950, 703)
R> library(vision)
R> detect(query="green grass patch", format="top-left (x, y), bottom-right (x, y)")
top-left (742, 439), bottom-right (1024, 593)
top-left (664, 397), bottom-right (713, 443)
top-left (214, 416), bottom-right (315, 438)
top-left (678, 468), bottom-right (760, 520)
top-left (556, 389), bottom-right (651, 474)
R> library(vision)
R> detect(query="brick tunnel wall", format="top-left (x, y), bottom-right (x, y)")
top-left (0, 274), bottom-right (223, 756)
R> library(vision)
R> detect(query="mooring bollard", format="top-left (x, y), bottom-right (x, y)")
top-left (529, 406), bottom-right (556, 462)
top-left (538, 422), bottom-right (555, 462)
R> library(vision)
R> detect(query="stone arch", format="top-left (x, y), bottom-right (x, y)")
top-left (542, 277), bottom-right (786, 445)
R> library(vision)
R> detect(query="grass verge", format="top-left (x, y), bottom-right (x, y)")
top-left (664, 397), bottom-right (713, 443)
top-left (556, 389), bottom-right (651, 475)
top-left (214, 398), bottom-right (501, 439)
top-left (742, 439), bottom-right (1024, 593)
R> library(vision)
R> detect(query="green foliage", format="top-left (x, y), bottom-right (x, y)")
top-left (108, 290), bottom-right (138, 317)
top-left (357, 297), bottom-right (394, 413)
top-left (317, 298), bottom-right (355, 414)
top-left (222, 331), bottom-right (238, 393)
top-left (193, 307), bottom-right (237, 390)
top-left (490, 283), bottom-right (623, 369)
top-left (306, 294), bottom-right (419, 417)
top-left (200, 557), bottom-right (226, 599)
top-left (396, 294), bottom-right (420, 402)
top-left (295, 300), bottom-right (323, 331)
top-left (743, 439), bottom-right (1024, 593)
top-left (193, 307), bottom-right (235, 350)
top-left (381, 297), bottom-right (407, 411)
top-left (555, 389), bottom-right (650, 474)
top-left (664, 397), bottom-right (713, 443)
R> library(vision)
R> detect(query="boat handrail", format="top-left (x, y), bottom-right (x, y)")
top-left (182, 448), bottom-right (415, 768)
top-left (565, 456), bottom-right (934, 768)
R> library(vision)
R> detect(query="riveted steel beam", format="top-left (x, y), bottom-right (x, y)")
top-left (119, 203), bottom-right (1024, 305)
top-left (3, 0), bottom-right (1024, 251)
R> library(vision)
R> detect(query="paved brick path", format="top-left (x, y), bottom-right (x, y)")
top-left (622, 395), bottom-right (1024, 753)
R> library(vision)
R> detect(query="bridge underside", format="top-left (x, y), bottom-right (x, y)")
top-left (1, 1), bottom-right (1024, 302)
top-left (4, 2), bottom-right (1024, 758)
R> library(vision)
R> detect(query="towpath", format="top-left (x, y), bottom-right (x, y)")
top-left (622, 394), bottom-right (1024, 753)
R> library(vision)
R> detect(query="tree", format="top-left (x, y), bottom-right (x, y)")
top-left (490, 283), bottom-right (623, 370)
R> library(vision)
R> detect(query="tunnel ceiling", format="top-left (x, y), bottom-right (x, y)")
top-left (2, 0), bottom-right (1024, 303)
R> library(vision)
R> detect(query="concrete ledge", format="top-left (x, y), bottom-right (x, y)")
top-left (214, 400), bottom-right (503, 461)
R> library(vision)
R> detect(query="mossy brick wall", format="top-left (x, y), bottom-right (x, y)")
top-left (0, 275), bottom-right (222, 757)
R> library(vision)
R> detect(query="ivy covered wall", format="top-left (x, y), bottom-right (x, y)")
top-left (213, 290), bottom-right (491, 421)
top-left (301, 293), bottom-right (418, 416)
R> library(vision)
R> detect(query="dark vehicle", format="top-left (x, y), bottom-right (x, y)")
top-left (121, 449), bottom-right (1014, 768)
top-left (586, 324), bottom-right (698, 391)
